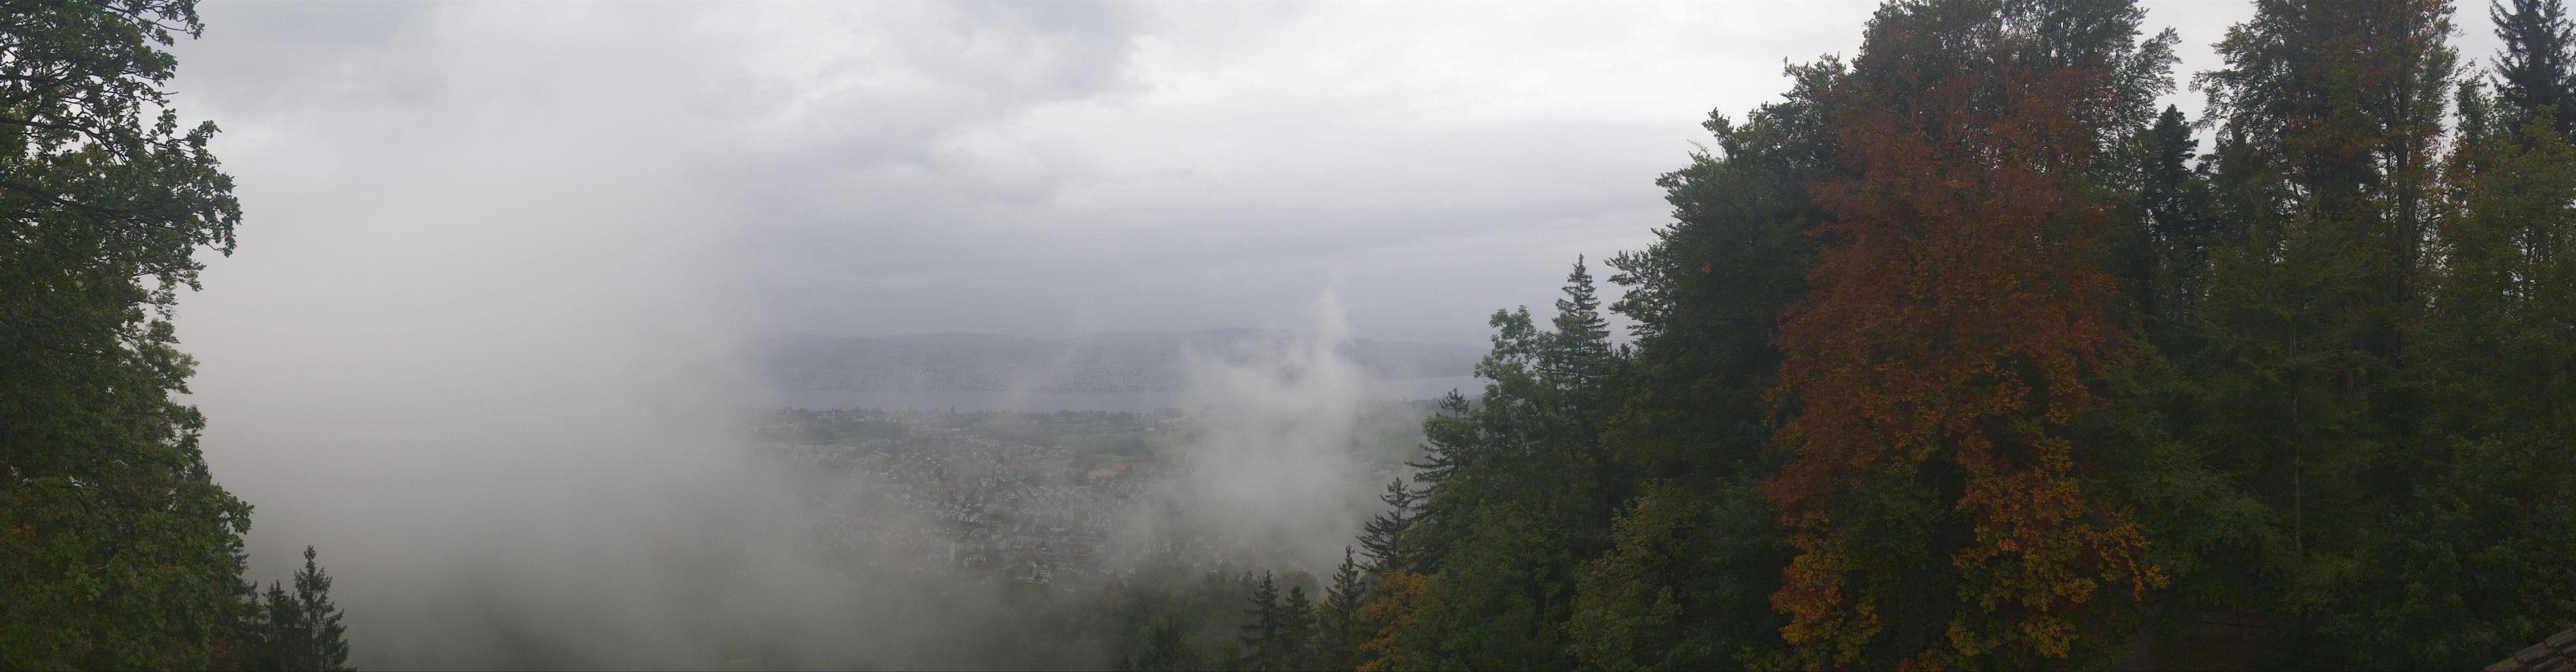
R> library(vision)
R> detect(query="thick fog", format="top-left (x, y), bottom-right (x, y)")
top-left (1157, 295), bottom-right (1383, 576)
top-left (157, 2), bottom-right (2503, 669)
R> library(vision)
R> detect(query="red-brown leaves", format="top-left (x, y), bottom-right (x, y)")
top-left (1760, 10), bottom-right (2159, 667)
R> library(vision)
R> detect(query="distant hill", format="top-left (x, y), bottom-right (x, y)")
top-left (761, 329), bottom-right (1483, 392)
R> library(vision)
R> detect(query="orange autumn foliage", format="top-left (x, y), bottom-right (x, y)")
top-left (1761, 5), bottom-right (2165, 669)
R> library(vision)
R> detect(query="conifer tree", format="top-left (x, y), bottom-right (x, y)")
top-left (1356, 480), bottom-right (1421, 574)
top-left (1352, 262), bottom-right (1633, 670)
top-left (1550, 257), bottom-right (1623, 518)
top-left (2493, 0), bottom-right (2576, 135)
top-left (2140, 104), bottom-right (2220, 344)
top-left (1319, 547), bottom-right (1368, 669)
top-left (1279, 585), bottom-right (1317, 670)
top-left (1602, 58), bottom-right (1839, 478)
top-left (1568, 56), bottom-right (1844, 671)
top-left (1239, 572), bottom-right (1284, 671)
top-left (241, 547), bottom-right (352, 671)
top-left (1548, 257), bottom-right (1614, 384)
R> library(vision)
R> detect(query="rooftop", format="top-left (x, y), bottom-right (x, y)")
top-left (2487, 628), bottom-right (2576, 672)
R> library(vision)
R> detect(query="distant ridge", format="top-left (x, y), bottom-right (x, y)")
top-left (761, 329), bottom-right (1482, 392)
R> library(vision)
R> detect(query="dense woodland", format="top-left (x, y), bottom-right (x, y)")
top-left (0, 1), bottom-right (349, 669)
top-left (1120, 0), bottom-right (2576, 669)
top-left (9, 0), bottom-right (2576, 670)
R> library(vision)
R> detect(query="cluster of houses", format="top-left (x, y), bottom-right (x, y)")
top-left (752, 409), bottom-right (1183, 586)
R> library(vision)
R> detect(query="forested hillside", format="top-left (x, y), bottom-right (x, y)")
top-left (1125, 0), bottom-right (2576, 669)
top-left (0, 1), bottom-right (348, 669)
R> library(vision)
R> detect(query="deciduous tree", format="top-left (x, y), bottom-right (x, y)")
top-left (0, 1), bottom-right (254, 667)
top-left (1762, 1), bottom-right (2175, 667)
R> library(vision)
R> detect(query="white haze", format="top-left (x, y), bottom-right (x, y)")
top-left (1156, 294), bottom-right (1386, 576)
top-left (157, 1), bottom-right (2507, 668)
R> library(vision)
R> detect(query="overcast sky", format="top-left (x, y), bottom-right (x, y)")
top-left (165, 0), bottom-right (2522, 349)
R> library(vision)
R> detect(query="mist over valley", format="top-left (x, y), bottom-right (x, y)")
top-left (760, 329), bottom-right (1485, 411)
top-left (9, 1), bottom-right (2573, 671)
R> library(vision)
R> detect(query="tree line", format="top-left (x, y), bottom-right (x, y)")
top-left (0, 1), bottom-right (351, 669)
top-left (1131, 0), bottom-right (2576, 669)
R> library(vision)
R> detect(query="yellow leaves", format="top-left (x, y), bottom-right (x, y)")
top-left (1356, 571), bottom-right (1439, 672)
top-left (1770, 534), bottom-right (1883, 671)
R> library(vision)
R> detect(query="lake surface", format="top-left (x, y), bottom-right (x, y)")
top-left (769, 375), bottom-right (1487, 412)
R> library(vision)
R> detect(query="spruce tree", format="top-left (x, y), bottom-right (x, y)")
top-left (2140, 104), bottom-right (2220, 345)
top-left (1550, 257), bottom-right (1623, 522)
top-left (243, 547), bottom-right (353, 671)
top-left (1353, 260), bottom-right (1634, 670)
top-left (1601, 57), bottom-right (1838, 483)
top-left (2493, 0), bottom-right (2576, 135)
top-left (1356, 480), bottom-right (1420, 574)
top-left (1318, 547), bottom-right (1367, 669)
top-left (1569, 54), bottom-right (1843, 671)
top-left (1278, 585), bottom-right (1316, 670)
top-left (1239, 572), bottom-right (1283, 671)
top-left (1547, 257), bottom-right (1613, 383)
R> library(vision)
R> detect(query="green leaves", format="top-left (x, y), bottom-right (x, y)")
top-left (0, 1), bottom-right (262, 668)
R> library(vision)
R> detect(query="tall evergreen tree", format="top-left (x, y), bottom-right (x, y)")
top-left (1550, 257), bottom-right (1611, 373)
top-left (2138, 104), bottom-right (2221, 345)
top-left (240, 547), bottom-right (353, 672)
top-left (1566, 55), bottom-right (1845, 672)
top-left (2493, 0), bottom-right (2576, 135)
top-left (1240, 572), bottom-right (1286, 671)
top-left (1279, 585), bottom-right (1318, 670)
top-left (1318, 548), bottom-right (1368, 669)
top-left (1601, 58), bottom-right (1838, 483)
top-left (1550, 258), bottom-right (1624, 522)
top-left (1353, 261), bottom-right (1631, 670)
top-left (1356, 480), bottom-right (1421, 574)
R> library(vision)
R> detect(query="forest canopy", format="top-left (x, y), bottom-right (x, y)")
top-left (1122, 0), bottom-right (2576, 669)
